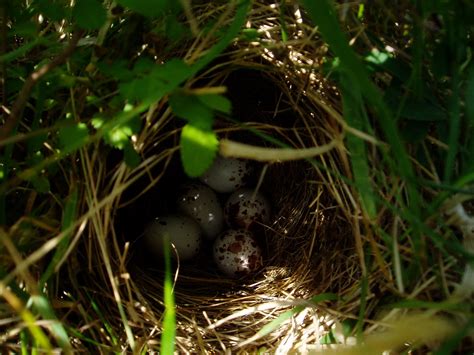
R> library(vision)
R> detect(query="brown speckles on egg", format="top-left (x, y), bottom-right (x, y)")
top-left (212, 229), bottom-right (263, 278)
top-left (224, 188), bottom-right (271, 230)
top-left (229, 241), bottom-right (242, 253)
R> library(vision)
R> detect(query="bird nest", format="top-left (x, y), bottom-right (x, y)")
top-left (1, 1), bottom-right (471, 353)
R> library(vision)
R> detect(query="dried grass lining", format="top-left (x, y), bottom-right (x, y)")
top-left (59, 1), bottom-right (462, 353)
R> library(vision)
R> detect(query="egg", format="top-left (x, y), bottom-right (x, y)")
top-left (200, 156), bottom-right (252, 193)
top-left (177, 182), bottom-right (224, 240)
top-left (224, 188), bottom-right (271, 230)
top-left (213, 229), bottom-right (263, 277)
top-left (144, 215), bottom-right (201, 261)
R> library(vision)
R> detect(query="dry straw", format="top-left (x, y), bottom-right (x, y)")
top-left (1, 0), bottom-right (470, 353)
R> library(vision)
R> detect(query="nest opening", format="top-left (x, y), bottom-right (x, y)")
top-left (109, 63), bottom-right (357, 320)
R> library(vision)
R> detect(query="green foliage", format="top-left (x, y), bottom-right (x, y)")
top-left (180, 124), bottom-right (219, 177)
top-left (116, 0), bottom-right (180, 18)
top-left (73, 0), bottom-right (107, 30)
top-left (58, 122), bottom-right (89, 154)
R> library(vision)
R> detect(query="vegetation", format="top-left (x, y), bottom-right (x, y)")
top-left (0, 0), bottom-right (473, 353)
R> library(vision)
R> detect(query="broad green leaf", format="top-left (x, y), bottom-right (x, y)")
top-left (180, 124), bottom-right (218, 177)
top-left (197, 94), bottom-right (232, 114)
top-left (73, 0), bottom-right (107, 30)
top-left (153, 59), bottom-right (192, 85)
top-left (97, 60), bottom-right (134, 81)
top-left (119, 76), bottom-right (166, 103)
top-left (35, 0), bottom-right (68, 21)
top-left (123, 142), bottom-right (141, 168)
top-left (58, 123), bottom-right (89, 154)
top-left (103, 114), bottom-right (141, 150)
top-left (119, 60), bottom-right (191, 103)
top-left (169, 93), bottom-right (214, 128)
top-left (132, 57), bottom-right (156, 74)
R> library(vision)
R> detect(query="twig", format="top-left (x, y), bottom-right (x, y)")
top-left (219, 137), bottom-right (343, 162)
top-left (0, 30), bottom-right (84, 140)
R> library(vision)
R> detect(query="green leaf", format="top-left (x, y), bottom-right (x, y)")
top-left (35, 0), bottom-right (68, 21)
top-left (31, 175), bottom-right (50, 194)
top-left (104, 114), bottom-right (141, 150)
top-left (398, 98), bottom-right (447, 122)
top-left (119, 59), bottom-right (191, 103)
top-left (73, 0), bottom-right (107, 30)
top-left (180, 124), bottom-right (218, 177)
top-left (240, 28), bottom-right (260, 41)
top-left (123, 142), bottom-right (141, 168)
top-left (169, 92), bottom-right (214, 128)
top-left (116, 0), bottom-right (177, 18)
top-left (153, 58), bottom-right (193, 85)
top-left (58, 122), bottom-right (89, 154)
top-left (97, 59), bottom-right (134, 81)
top-left (197, 94), bottom-right (232, 114)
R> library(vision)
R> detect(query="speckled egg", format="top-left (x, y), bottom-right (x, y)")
top-left (144, 215), bottom-right (201, 261)
top-left (213, 229), bottom-right (263, 277)
top-left (200, 156), bottom-right (252, 193)
top-left (224, 188), bottom-right (271, 230)
top-left (177, 182), bottom-right (224, 240)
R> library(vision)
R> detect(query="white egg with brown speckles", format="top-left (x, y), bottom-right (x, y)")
top-left (144, 215), bottom-right (201, 261)
top-left (200, 156), bottom-right (252, 193)
top-left (224, 188), bottom-right (271, 230)
top-left (213, 229), bottom-right (263, 277)
top-left (177, 182), bottom-right (224, 240)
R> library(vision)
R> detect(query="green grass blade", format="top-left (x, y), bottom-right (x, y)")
top-left (444, 69), bottom-right (461, 183)
top-left (301, 0), bottom-right (422, 260)
top-left (86, 291), bottom-right (119, 346)
top-left (340, 76), bottom-right (377, 219)
top-left (161, 236), bottom-right (176, 355)
top-left (300, 0), bottom-right (420, 205)
top-left (20, 330), bottom-right (29, 355)
top-left (434, 317), bottom-right (474, 355)
top-left (29, 295), bottom-right (72, 351)
top-left (40, 188), bottom-right (79, 285)
top-left (462, 64), bottom-right (474, 175)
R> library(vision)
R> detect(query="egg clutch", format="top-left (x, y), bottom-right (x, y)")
top-left (143, 156), bottom-right (271, 278)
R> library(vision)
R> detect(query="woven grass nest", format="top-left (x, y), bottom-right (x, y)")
top-left (2, 1), bottom-right (473, 354)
